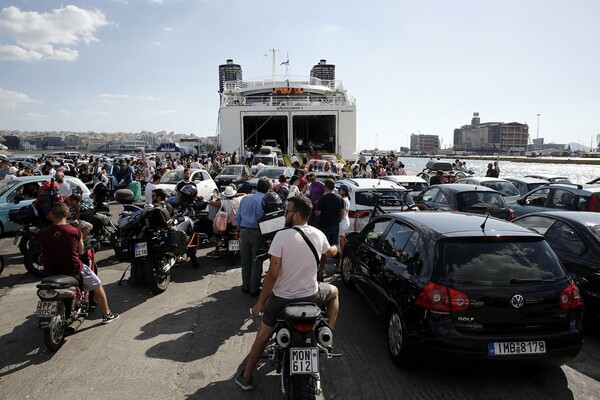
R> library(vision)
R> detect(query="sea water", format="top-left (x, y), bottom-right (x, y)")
top-left (399, 157), bottom-right (598, 184)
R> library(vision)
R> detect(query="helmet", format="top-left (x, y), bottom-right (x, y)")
top-left (93, 182), bottom-right (110, 199)
top-left (177, 183), bottom-right (197, 204)
top-left (261, 192), bottom-right (283, 214)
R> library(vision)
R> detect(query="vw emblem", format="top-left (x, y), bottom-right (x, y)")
top-left (510, 294), bottom-right (525, 309)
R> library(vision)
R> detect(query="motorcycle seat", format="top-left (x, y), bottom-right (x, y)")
top-left (38, 275), bottom-right (81, 287)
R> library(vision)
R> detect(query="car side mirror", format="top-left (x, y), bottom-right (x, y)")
top-left (407, 252), bottom-right (423, 275)
top-left (13, 195), bottom-right (25, 204)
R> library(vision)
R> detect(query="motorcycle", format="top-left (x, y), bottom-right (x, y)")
top-left (8, 203), bottom-right (50, 276)
top-left (35, 274), bottom-right (90, 351)
top-left (265, 302), bottom-right (340, 399)
top-left (113, 189), bottom-right (200, 294)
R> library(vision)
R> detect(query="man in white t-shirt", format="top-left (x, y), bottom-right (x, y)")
top-left (235, 195), bottom-right (339, 391)
top-left (144, 174), bottom-right (161, 204)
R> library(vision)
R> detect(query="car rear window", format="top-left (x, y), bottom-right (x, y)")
top-left (440, 239), bottom-right (566, 285)
top-left (355, 190), bottom-right (408, 207)
top-left (456, 191), bottom-right (506, 212)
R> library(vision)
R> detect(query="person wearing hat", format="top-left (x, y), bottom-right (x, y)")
top-left (206, 184), bottom-right (243, 258)
top-left (4, 166), bottom-right (18, 180)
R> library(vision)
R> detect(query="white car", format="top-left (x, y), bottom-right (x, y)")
top-left (380, 175), bottom-right (429, 200)
top-left (334, 178), bottom-right (416, 233)
top-left (156, 169), bottom-right (218, 200)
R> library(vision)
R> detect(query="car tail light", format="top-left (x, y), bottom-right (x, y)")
top-left (589, 195), bottom-right (598, 212)
top-left (507, 208), bottom-right (516, 220)
top-left (416, 282), bottom-right (470, 312)
top-left (293, 323), bottom-right (315, 334)
top-left (559, 283), bottom-right (583, 310)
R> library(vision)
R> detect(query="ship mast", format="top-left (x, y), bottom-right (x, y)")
top-left (270, 48), bottom-right (279, 81)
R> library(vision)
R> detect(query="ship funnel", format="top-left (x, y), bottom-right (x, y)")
top-left (219, 59), bottom-right (242, 93)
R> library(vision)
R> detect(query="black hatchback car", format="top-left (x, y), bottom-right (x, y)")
top-left (341, 212), bottom-right (583, 367)
top-left (512, 211), bottom-right (600, 321)
top-left (415, 183), bottom-right (516, 220)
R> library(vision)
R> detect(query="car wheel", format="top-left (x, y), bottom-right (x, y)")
top-left (387, 308), bottom-right (414, 368)
top-left (341, 253), bottom-right (355, 289)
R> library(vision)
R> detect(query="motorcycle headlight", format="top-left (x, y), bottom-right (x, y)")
top-left (37, 289), bottom-right (58, 299)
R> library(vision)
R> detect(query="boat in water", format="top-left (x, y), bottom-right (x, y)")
top-left (217, 57), bottom-right (356, 160)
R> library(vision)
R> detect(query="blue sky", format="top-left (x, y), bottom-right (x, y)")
top-left (1, 0), bottom-right (599, 151)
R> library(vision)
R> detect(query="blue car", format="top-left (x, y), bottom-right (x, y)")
top-left (0, 176), bottom-right (91, 235)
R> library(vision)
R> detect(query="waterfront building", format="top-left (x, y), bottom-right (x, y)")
top-left (410, 133), bottom-right (440, 153)
top-left (453, 112), bottom-right (529, 155)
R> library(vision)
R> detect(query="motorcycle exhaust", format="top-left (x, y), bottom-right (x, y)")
top-left (68, 316), bottom-right (85, 332)
top-left (317, 325), bottom-right (333, 347)
top-left (276, 328), bottom-right (291, 348)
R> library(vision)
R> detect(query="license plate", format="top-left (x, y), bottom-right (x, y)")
top-left (134, 242), bottom-right (148, 258)
top-left (290, 347), bottom-right (319, 374)
top-left (228, 240), bottom-right (240, 251)
top-left (488, 341), bottom-right (546, 356)
top-left (36, 301), bottom-right (57, 318)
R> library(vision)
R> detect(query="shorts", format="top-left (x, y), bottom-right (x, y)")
top-left (320, 225), bottom-right (339, 246)
top-left (261, 282), bottom-right (334, 327)
top-left (81, 265), bottom-right (102, 292)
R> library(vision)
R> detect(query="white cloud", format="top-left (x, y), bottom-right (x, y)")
top-left (99, 93), bottom-right (158, 103)
top-left (157, 110), bottom-right (177, 115)
top-left (0, 5), bottom-right (110, 62)
top-left (0, 88), bottom-right (42, 109)
top-left (148, 41), bottom-right (161, 46)
top-left (83, 109), bottom-right (110, 116)
top-left (21, 112), bottom-right (48, 120)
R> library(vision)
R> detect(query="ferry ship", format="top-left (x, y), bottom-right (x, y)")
top-left (217, 57), bottom-right (356, 161)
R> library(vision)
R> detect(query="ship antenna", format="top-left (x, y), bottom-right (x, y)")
top-left (480, 212), bottom-right (490, 232)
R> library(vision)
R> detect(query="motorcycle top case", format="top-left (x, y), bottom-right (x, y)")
top-left (114, 189), bottom-right (134, 205)
top-left (8, 204), bottom-right (39, 225)
top-left (258, 209), bottom-right (285, 236)
top-left (161, 229), bottom-right (188, 256)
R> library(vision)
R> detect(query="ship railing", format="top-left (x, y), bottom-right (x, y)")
top-left (223, 76), bottom-right (345, 91)
top-left (222, 94), bottom-right (354, 107)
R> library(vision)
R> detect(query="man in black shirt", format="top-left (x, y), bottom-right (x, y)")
top-left (429, 170), bottom-right (444, 185)
top-left (315, 179), bottom-right (344, 278)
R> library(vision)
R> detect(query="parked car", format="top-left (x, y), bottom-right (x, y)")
top-left (512, 211), bottom-right (600, 322)
top-left (507, 183), bottom-right (600, 217)
top-left (454, 177), bottom-right (521, 202)
top-left (415, 183), bottom-right (515, 220)
top-left (341, 212), bottom-right (583, 367)
top-left (213, 164), bottom-right (251, 191)
top-left (525, 174), bottom-right (572, 184)
top-left (249, 167), bottom-right (295, 188)
top-left (312, 171), bottom-right (341, 183)
top-left (334, 178), bottom-right (416, 233)
top-left (416, 160), bottom-right (472, 184)
top-left (381, 175), bottom-right (430, 200)
top-left (504, 177), bottom-right (549, 197)
top-left (587, 177), bottom-right (600, 185)
top-left (156, 168), bottom-right (218, 200)
top-left (0, 175), bottom-right (91, 235)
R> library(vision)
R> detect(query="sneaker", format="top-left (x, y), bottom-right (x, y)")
top-left (102, 312), bottom-right (120, 324)
top-left (235, 372), bottom-right (254, 391)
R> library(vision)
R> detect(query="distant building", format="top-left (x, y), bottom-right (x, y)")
top-left (47, 136), bottom-right (64, 150)
top-left (65, 134), bottom-right (83, 150)
top-left (453, 112), bottom-right (529, 154)
top-left (410, 133), bottom-right (440, 153)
